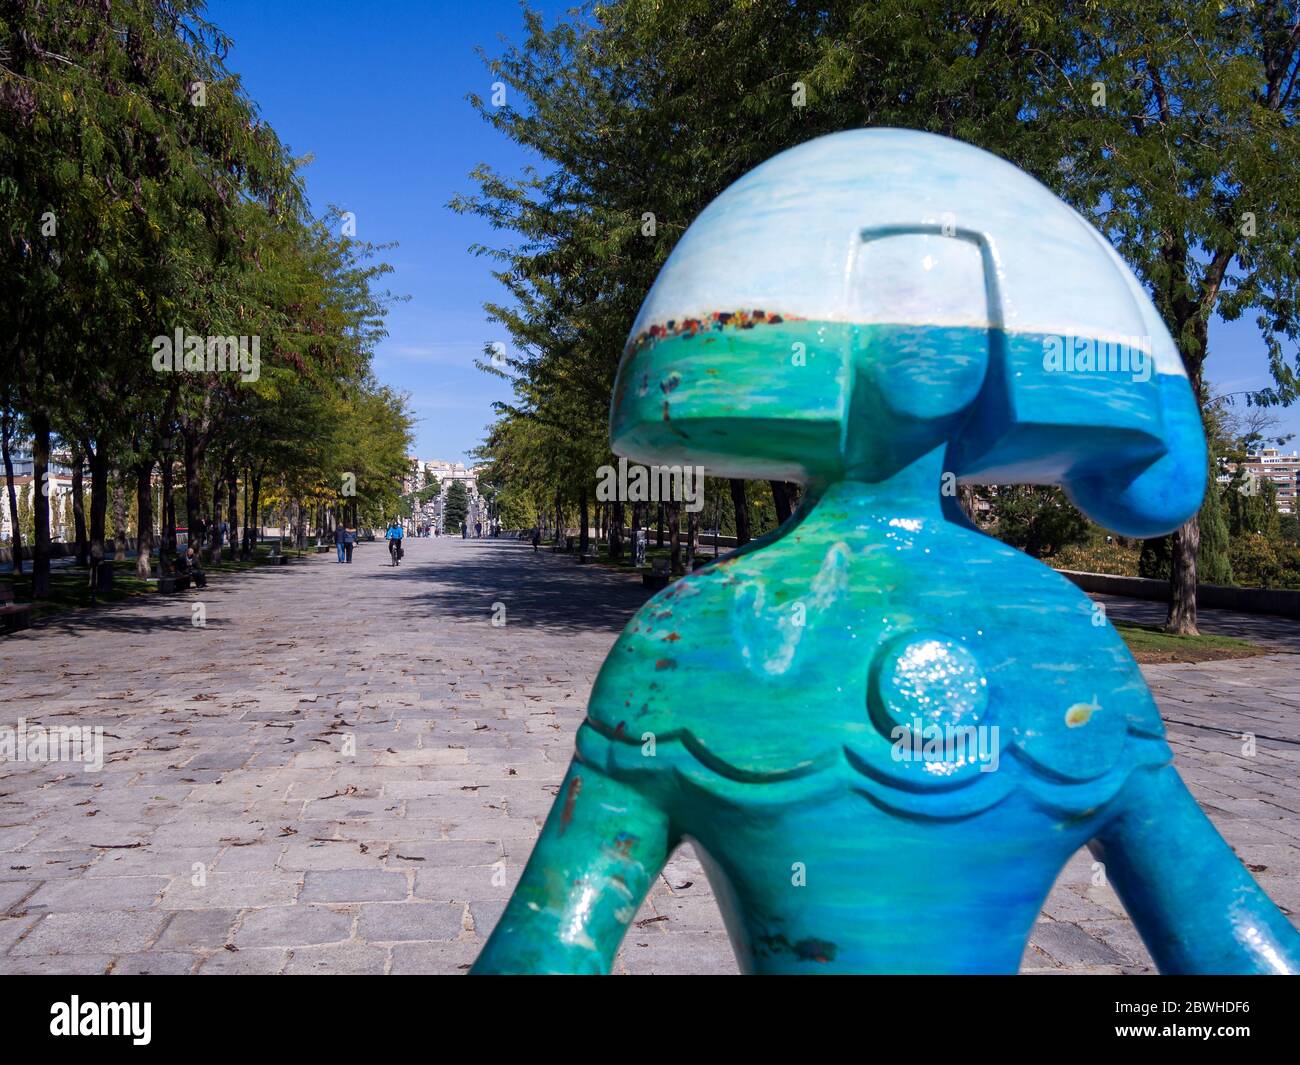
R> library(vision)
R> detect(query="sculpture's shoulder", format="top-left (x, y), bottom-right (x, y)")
top-left (582, 517), bottom-right (1168, 816)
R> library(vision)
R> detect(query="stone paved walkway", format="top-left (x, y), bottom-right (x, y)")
top-left (0, 537), bottom-right (1296, 974)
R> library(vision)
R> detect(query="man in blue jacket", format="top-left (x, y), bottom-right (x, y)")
top-left (385, 522), bottom-right (404, 566)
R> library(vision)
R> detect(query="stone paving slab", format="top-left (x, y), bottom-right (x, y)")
top-left (0, 537), bottom-right (1295, 974)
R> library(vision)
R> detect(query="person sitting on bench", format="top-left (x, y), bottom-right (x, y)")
top-left (180, 545), bottom-right (207, 589)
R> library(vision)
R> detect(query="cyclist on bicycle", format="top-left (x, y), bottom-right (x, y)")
top-left (385, 521), bottom-right (405, 565)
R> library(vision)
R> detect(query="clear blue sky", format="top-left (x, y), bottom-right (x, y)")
top-left (210, 0), bottom-right (1299, 462)
top-left (211, 0), bottom-right (569, 465)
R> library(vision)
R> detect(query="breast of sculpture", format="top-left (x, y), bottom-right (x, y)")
top-left (472, 128), bottom-right (1300, 975)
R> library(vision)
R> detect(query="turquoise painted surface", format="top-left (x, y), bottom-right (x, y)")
top-left (474, 462), bottom-right (1298, 973)
top-left (612, 318), bottom-right (1204, 538)
top-left (472, 129), bottom-right (1298, 975)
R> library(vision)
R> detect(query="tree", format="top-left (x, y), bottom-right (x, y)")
top-left (444, 480), bottom-right (470, 531)
top-left (1, 397), bottom-right (21, 569)
top-left (0, 1), bottom-right (409, 596)
top-left (991, 487), bottom-right (1091, 560)
top-left (1033, 3), bottom-right (1300, 630)
top-left (460, 2), bottom-right (1299, 631)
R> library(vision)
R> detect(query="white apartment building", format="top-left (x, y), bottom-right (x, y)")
top-left (405, 458), bottom-right (487, 533)
top-left (0, 452), bottom-right (79, 544)
top-left (1221, 448), bottom-right (1300, 515)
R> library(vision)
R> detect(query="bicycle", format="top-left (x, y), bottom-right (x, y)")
top-left (389, 538), bottom-right (403, 566)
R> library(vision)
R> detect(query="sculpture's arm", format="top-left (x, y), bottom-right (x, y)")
top-left (1089, 765), bottom-right (1300, 974)
top-left (472, 759), bottom-right (673, 974)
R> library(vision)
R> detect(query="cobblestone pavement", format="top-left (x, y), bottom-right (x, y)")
top-left (0, 537), bottom-right (1296, 974)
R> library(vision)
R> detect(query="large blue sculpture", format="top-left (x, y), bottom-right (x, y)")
top-left (473, 129), bottom-right (1300, 974)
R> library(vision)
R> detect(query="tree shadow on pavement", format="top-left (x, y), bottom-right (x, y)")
top-left (354, 540), bottom-right (654, 634)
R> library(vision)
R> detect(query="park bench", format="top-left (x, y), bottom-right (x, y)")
top-left (642, 556), bottom-right (671, 591)
top-left (267, 543), bottom-right (290, 565)
top-left (154, 565), bottom-right (192, 593)
top-left (576, 544), bottom-right (599, 564)
top-left (0, 582), bottom-right (33, 633)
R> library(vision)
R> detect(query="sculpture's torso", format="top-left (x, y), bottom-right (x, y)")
top-left (577, 471), bottom-right (1171, 972)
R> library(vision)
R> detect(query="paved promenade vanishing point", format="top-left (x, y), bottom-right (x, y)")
top-left (1, 537), bottom-right (1297, 974)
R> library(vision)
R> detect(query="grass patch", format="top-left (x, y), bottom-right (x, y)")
top-left (1112, 619), bottom-right (1264, 664)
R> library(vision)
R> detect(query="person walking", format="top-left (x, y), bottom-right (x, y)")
top-left (475, 520), bottom-right (482, 539)
top-left (344, 526), bottom-right (356, 563)
top-left (531, 526), bottom-right (541, 553)
top-left (461, 521), bottom-right (468, 540)
top-left (334, 523), bottom-right (347, 563)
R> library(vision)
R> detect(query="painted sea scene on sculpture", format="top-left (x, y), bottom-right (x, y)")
top-left (472, 129), bottom-right (1300, 975)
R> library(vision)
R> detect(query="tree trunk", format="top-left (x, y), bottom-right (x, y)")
top-left (730, 478), bottom-right (751, 546)
top-left (248, 471), bottom-right (262, 557)
top-left (579, 486), bottom-right (589, 552)
top-left (958, 483), bottom-right (979, 524)
top-left (112, 470), bottom-right (128, 559)
top-left (656, 503), bottom-right (664, 547)
top-left (161, 453), bottom-right (177, 575)
top-left (135, 458), bottom-right (154, 578)
top-left (1166, 326), bottom-right (1207, 634)
top-left (764, 481), bottom-right (795, 527)
top-left (686, 506), bottom-right (698, 570)
top-left (1, 404), bottom-right (22, 576)
top-left (31, 412), bottom-right (51, 598)
top-left (71, 445), bottom-right (88, 564)
top-left (241, 466), bottom-right (251, 556)
top-left (712, 480), bottom-right (724, 558)
top-left (183, 427), bottom-right (203, 553)
top-left (668, 501), bottom-right (682, 574)
top-left (609, 500), bottom-right (624, 560)
top-left (210, 471), bottom-right (225, 563)
top-left (1166, 515), bottom-right (1200, 635)
top-left (86, 443), bottom-right (109, 591)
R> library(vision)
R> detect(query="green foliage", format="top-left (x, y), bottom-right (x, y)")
top-left (1198, 480), bottom-right (1234, 586)
top-left (989, 487), bottom-right (1090, 559)
top-left (457, 1), bottom-right (1300, 601)
top-left (16, 482), bottom-right (33, 542)
top-left (1225, 471), bottom-right (1282, 540)
top-left (1229, 532), bottom-right (1300, 589)
top-left (0, 0), bottom-right (411, 575)
top-left (444, 479), bottom-right (470, 529)
top-left (1052, 532), bottom-right (1141, 577)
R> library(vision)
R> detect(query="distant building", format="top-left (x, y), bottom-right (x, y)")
top-left (0, 450), bottom-right (79, 543)
top-left (404, 458), bottom-right (484, 532)
top-left (1221, 448), bottom-right (1299, 515)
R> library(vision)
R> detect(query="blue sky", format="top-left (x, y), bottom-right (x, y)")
top-left (211, 0), bottom-right (569, 464)
top-left (210, 0), bottom-right (1299, 462)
